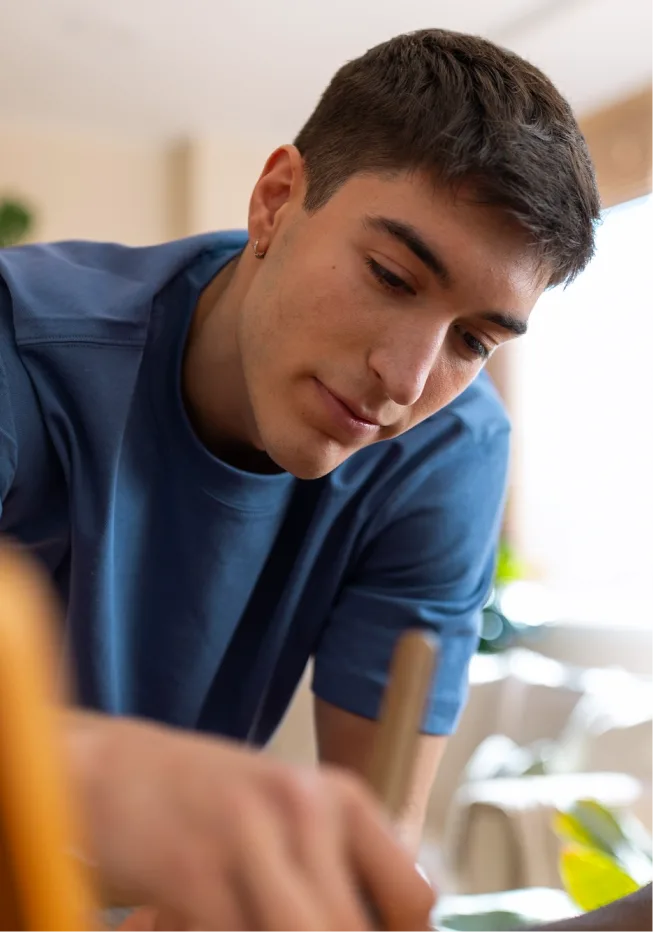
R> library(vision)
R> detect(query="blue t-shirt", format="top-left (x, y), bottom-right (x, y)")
top-left (0, 232), bottom-right (509, 743)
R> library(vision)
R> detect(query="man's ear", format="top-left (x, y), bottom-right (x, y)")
top-left (247, 145), bottom-right (306, 253)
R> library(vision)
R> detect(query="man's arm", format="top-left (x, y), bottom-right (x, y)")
top-left (525, 883), bottom-right (652, 931)
top-left (315, 698), bottom-right (447, 853)
top-left (311, 412), bottom-right (511, 852)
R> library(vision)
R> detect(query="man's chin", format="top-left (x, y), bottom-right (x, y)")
top-left (265, 434), bottom-right (351, 480)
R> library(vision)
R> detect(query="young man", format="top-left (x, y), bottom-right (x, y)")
top-left (0, 28), bottom-right (599, 931)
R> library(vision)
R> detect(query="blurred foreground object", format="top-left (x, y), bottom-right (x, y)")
top-left (0, 541), bottom-right (97, 930)
top-left (117, 629), bottom-right (438, 931)
top-left (367, 630), bottom-right (438, 817)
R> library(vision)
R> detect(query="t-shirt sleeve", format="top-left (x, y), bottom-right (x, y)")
top-left (312, 417), bottom-right (510, 735)
top-left (0, 335), bottom-right (18, 519)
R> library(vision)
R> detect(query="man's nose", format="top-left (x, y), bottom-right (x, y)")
top-left (367, 324), bottom-right (447, 408)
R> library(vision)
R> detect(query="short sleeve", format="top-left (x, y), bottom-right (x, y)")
top-left (0, 327), bottom-right (18, 516)
top-left (312, 416), bottom-right (510, 735)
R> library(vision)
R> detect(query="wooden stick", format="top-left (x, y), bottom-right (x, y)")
top-left (0, 541), bottom-right (97, 930)
top-left (366, 630), bottom-right (439, 818)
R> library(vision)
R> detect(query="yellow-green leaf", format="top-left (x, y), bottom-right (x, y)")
top-left (553, 811), bottom-right (607, 852)
top-left (565, 800), bottom-right (653, 883)
top-left (560, 846), bottom-right (640, 912)
top-left (573, 799), bottom-right (627, 851)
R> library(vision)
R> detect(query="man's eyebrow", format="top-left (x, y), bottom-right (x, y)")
top-left (481, 312), bottom-right (528, 336)
top-left (364, 215), bottom-right (529, 336)
top-left (364, 215), bottom-right (453, 286)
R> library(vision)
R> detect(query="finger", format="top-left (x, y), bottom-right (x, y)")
top-left (159, 869), bottom-right (254, 931)
top-left (232, 792), bottom-right (332, 931)
top-left (282, 771), bottom-right (370, 931)
top-left (341, 781), bottom-right (435, 931)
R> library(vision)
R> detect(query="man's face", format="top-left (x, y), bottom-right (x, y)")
top-left (237, 153), bottom-right (544, 479)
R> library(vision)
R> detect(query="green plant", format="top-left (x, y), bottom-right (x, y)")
top-left (0, 198), bottom-right (33, 247)
top-left (436, 801), bottom-right (651, 931)
top-left (554, 799), bottom-right (652, 912)
top-left (478, 538), bottom-right (533, 653)
top-left (495, 538), bottom-right (530, 586)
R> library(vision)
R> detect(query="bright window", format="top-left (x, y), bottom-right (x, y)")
top-left (512, 195), bottom-right (652, 626)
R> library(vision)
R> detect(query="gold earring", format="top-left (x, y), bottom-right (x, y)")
top-left (252, 239), bottom-right (266, 259)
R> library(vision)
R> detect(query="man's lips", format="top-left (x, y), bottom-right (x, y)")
top-left (326, 388), bottom-right (383, 426)
top-left (313, 379), bottom-right (385, 440)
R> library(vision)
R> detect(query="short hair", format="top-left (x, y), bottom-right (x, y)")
top-left (294, 29), bottom-right (601, 287)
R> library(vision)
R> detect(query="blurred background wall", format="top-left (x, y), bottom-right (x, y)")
top-left (0, 129), bottom-right (279, 242)
top-left (0, 127), bottom-right (174, 242)
top-left (1, 0), bottom-right (650, 244)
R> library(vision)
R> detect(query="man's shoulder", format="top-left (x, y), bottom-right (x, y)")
top-left (331, 372), bottom-right (510, 516)
top-left (397, 370), bottom-right (510, 479)
top-left (430, 369), bottom-right (510, 444)
top-left (399, 371), bottom-right (510, 490)
top-left (0, 231), bottom-right (247, 346)
top-left (379, 371), bottom-right (509, 463)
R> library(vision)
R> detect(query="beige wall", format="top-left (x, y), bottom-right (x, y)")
top-left (0, 126), bottom-right (179, 245)
top-left (582, 85), bottom-right (652, 209)
top-left (0, 126), bottom-right (276, 246)
top-left (172, 137), bottom-right (273, 236)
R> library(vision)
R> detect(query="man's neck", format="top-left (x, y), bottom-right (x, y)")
top-left (181, 253), bottom-right (265, 467)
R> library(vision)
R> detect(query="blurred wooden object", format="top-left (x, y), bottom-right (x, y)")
top-left (367, 630), bottom-right (438, 818)
top-left (0, 541), bottom-right (97, 930)
top-left (581, 85), bottom-right (652, 209)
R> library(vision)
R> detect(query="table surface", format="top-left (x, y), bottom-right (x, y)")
top-left (435, 886), bottom-right (578, 930)
top-left (105, 887), bottom-right (578, 931)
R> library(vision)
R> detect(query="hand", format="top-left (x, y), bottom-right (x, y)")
top-left (67, 713), bottom-right (434, 930)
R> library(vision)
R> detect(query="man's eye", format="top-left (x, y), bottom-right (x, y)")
top-left (366, 257), bottom-right (415, 295)
top-left (455, 325), bottom-right (491, 360)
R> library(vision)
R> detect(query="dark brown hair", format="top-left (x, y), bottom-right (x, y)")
top-left (294, 29), bottom-right (600, 286)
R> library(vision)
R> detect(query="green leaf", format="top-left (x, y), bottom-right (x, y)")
top-left (560, 846), bottom-right (640, 912)
top-left (0, 199), bottom-right (33, 247)
top-left (494, 539), bottom-right (528, 585)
